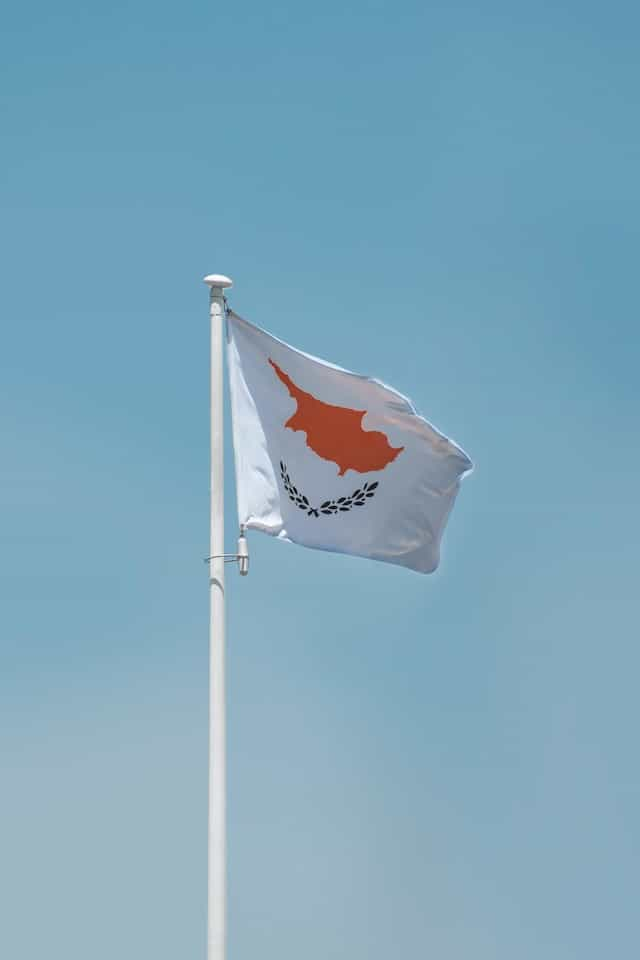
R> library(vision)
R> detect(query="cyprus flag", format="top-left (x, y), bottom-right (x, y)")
top-left (226, 310), bottom-right (472, 574)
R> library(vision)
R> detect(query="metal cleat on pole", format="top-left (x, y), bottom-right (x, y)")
top-left (204, 528), bottom-right (250, 576)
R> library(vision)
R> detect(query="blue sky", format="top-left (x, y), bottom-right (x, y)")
top-left (2, 1), bottom-right (639, 957)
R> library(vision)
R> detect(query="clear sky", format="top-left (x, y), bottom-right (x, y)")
top-left (2, 1), bottom-right (639, 958)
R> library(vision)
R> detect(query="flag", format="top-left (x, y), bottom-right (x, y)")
top-left (226, 310), bottom-right (472, 574)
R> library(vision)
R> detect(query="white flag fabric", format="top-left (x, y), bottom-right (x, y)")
top-left (226, 310), bottom-right (472, 574)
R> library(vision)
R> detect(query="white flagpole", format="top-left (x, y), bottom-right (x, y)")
top-left (204, 273), bottom-right (233, 960)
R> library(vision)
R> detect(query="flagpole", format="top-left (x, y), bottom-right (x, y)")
top-left (204, 273), bottom-right (233, 960)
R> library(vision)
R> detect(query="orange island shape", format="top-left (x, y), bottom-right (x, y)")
top-left (269, 358), bottom-right (404, 476)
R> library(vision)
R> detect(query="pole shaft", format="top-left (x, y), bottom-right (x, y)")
top-left (208, 284), bottom-right (226, 960)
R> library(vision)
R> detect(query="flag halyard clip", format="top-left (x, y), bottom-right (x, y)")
top-left (204, 528), bottom-right (249, 576)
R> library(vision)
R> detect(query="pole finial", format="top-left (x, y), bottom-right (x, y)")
top-left (204, 274), bottom-right (233, 289)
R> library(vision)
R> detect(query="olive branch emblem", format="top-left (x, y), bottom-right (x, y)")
top-left (279, 461), bottom-right (379, 518)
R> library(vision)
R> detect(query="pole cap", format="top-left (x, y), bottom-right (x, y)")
top-left (203, 274), bottom-right (233, 289)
